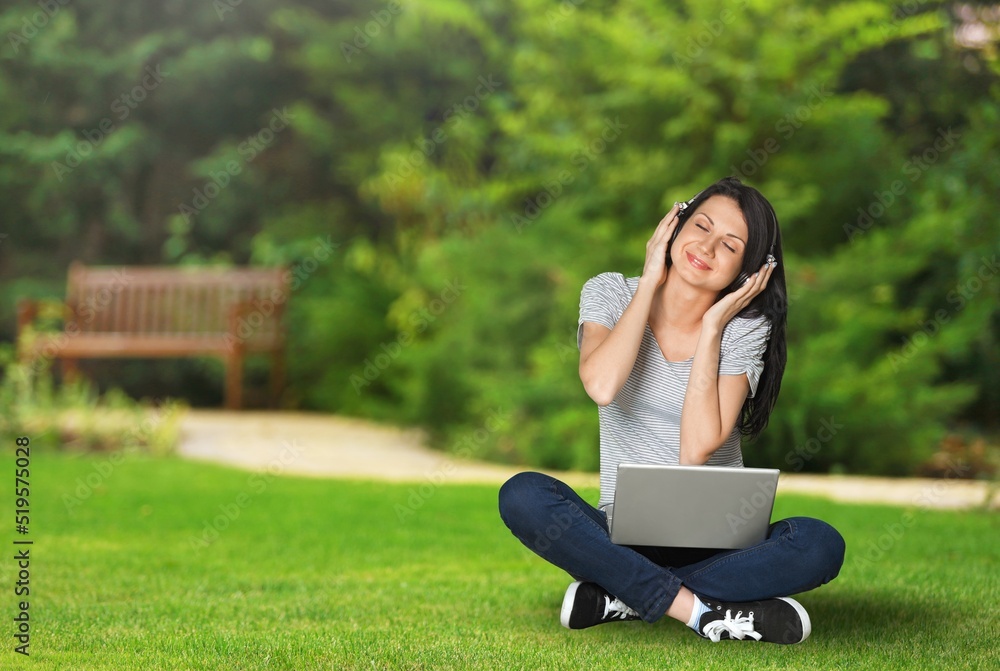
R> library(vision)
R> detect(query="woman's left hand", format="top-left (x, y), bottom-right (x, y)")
top-left (702, 259), bottom-right (776, 331)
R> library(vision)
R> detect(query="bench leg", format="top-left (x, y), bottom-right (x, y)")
top-left (61, 358), bottom-right (81, 383)
top-left (225, 353), bottom-right (243, 410)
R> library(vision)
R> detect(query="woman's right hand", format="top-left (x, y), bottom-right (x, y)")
top-left (641, 202), bottom-right (683, 288)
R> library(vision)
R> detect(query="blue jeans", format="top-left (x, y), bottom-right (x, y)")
top-left (498, 471), bottom-right (846, 623)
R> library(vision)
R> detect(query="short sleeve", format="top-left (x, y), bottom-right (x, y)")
top-left (718, 315), bottom-right (771, 398)
top-left (577, 272), bottom-right (628, 350)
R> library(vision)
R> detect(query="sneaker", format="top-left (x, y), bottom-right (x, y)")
top-left (695, 596), bottom-right (811, 644)
top-left (560, 581), bottom-right (642, 629)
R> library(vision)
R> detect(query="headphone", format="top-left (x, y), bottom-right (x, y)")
top-left (672, 189), bottom-right (777, 288)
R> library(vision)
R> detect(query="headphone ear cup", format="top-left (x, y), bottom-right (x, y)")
top-left (737, 272), bottom-right (749, 287)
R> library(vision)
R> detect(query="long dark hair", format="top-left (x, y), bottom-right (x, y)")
top-left (666, 176), bottom-right (787, 440)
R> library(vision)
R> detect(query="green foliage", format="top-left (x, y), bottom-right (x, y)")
top-left (2, 0), bottom-right (998, 474)
top-left (0, 342), bottom-right (187, 455)
top-left (287, 0), bottom-right (998, 474)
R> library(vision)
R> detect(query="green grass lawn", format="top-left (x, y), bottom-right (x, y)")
top-left (1, 450), bottom-right (997, 670)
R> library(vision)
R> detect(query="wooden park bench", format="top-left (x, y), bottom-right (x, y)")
top-left (16, 261), bottom-right (289, 409)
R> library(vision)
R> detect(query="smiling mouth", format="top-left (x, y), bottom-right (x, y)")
top-left (686, 252), bottom-right (711, 271)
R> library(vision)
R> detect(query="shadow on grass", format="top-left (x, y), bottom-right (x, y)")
top-left (802, 588), bottom-right (951, 644)
top-left (520, 585), bottom-right (951, 647)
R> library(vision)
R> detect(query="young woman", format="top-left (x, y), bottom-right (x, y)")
top-left (498, 176), bottom-right (845, 644)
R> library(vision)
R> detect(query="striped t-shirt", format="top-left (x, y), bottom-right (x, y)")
top-left (576, 272), bottom-right (771, 509)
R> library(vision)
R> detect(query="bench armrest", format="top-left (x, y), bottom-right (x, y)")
top-left (16, 298), bottom-right (75, 335)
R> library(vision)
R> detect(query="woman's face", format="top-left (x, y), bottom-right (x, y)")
top-left (669, 195), bottom-right (748, 291)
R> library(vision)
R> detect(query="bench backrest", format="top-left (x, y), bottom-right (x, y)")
top-left (65, 262), bottom-right (289, 347)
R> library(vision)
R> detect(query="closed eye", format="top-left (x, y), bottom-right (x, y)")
top-left (694, 217), bottom-right (741, 253)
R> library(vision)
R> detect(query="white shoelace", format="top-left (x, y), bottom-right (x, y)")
top-left (603, 595), bottom-right (639, 621)
top-left (702, 609), bottom-right (763, 642)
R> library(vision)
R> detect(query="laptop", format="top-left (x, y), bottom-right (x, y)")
top-left (607, 463), bottom-right (780, 549)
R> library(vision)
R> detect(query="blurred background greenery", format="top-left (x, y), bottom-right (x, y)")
top-left (0, 0), bottom-right (997, 478)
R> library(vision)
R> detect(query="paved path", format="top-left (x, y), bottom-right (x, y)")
top-left (177, 409), bottom-right (999, 510)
